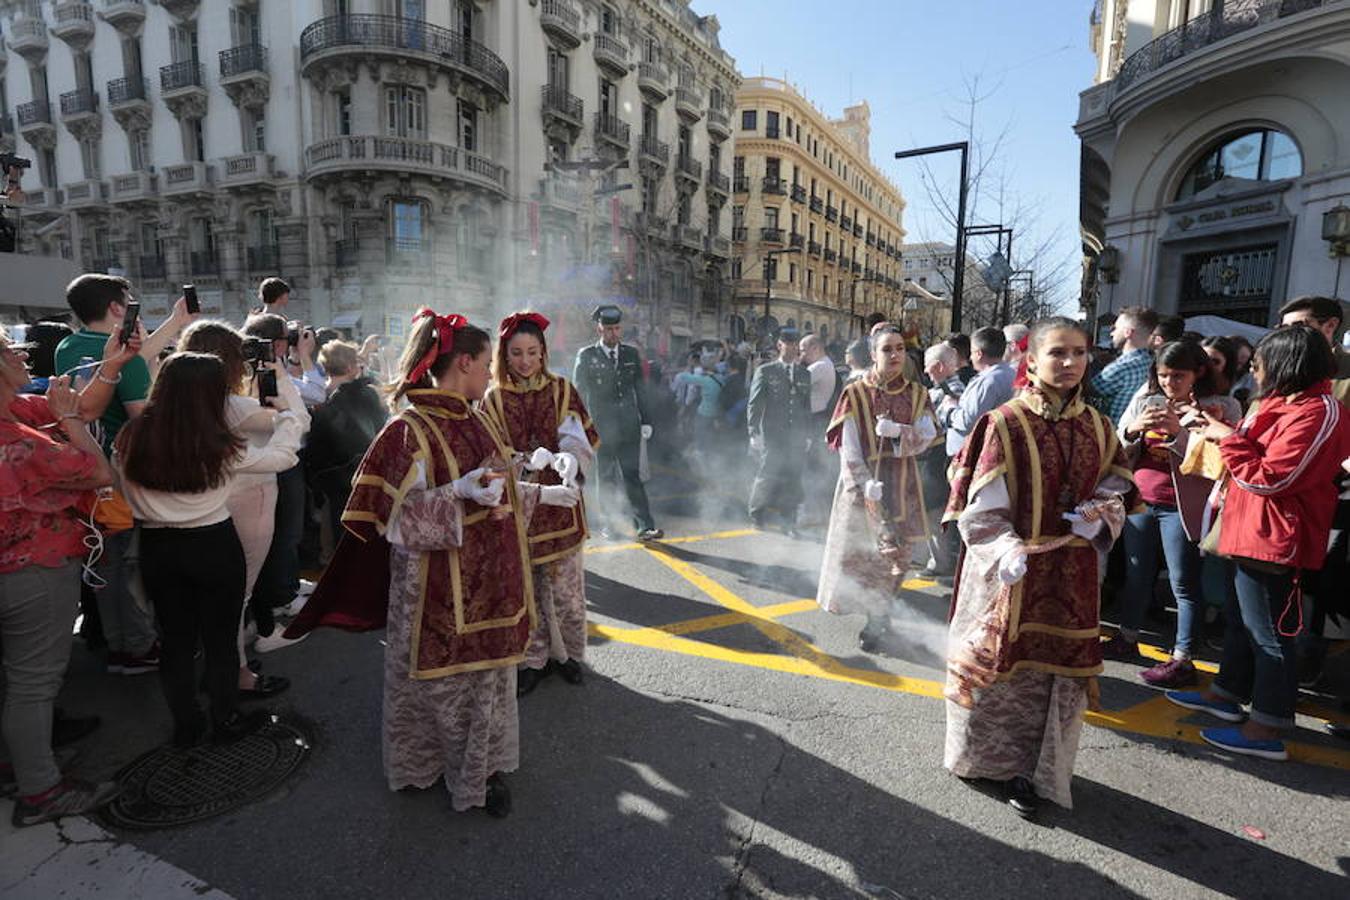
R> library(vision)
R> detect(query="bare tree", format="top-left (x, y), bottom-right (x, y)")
top-left (904, 73), bottom-right (1076, 328)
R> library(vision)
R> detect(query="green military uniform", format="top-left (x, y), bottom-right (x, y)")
top-left (572, 306), bottom-right (657, 535)
top-left (746, 348), bottom-right (813, 527)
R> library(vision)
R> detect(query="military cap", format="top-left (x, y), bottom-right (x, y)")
top-left (778, 326), bottom-right (800, 341)
top-left (592, 304), bottom-right (623, 325)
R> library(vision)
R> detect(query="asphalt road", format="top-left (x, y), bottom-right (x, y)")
top-left (3, 469), bottom-right (1348, 899)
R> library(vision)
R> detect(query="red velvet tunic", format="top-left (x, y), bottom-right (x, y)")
top-left (483, 373), bottom-right (600, 564)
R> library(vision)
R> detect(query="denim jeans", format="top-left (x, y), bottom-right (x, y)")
top-left (96, 527), bottom-right (158, 656)
top-left (1210, 562), bottom-right (1300, 729)
top-left (1121, 503), bottom-right (1203, 656)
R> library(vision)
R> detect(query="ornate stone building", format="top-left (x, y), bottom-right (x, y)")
top-left (730, 77), bottom-right (906, 346)
top-left (1076, 0), bottom-right (1350, 332)
top-left (1, 0), bottom-right (737, 356)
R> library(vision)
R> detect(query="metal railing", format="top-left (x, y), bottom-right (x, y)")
top-left (190, 250), bottom-right (219, 275)
top-left (706, 108), bottom-right (729, 132)
top-left (541, 84), bottom-right (582, 121)
top-left (247, 244), bottom-right (280, 270)
top-left (825, 205), bottom-right (837, 222)
top-left (808, 240), bottom-right (822, 256)
top-left (762, 176), bottom-right (786, 195)
top-left (160, 59), bottom-right (204, 92)
top-left (539, 0), bottom-right (581, 34)
top-left (761, 227), bottom-right (785, 243)
top-left (639, 134), bottom-right (670, 163)
top-left (221, 43), bottom-right (268, 79)
top-left (17, 100), bottom-right (53, 126)
top-left (733, 175), bottom-right (749, 192)
top-left (789, 232), bottom-right (804, 248)
top-left (675, 87), bottom-right (702, 111)
top-left (637, 61), bottom-right (667, 87)
top-left (59, 88), bottom-right (99, 116)
top-left (1114, 0), bottom-right (1330, 93)
top-left (732, 226), bottom-right (748, 241)
top-left (593, 112), bottom-right (630, 145)
top-left (707, 171), bottom-right (730, 192)
top-left (139, 255), bottom-right (166, 279)
top-left (107, 76), bottom-right (148, 105)
top-left (676, 155), bottom-right (702, 179)
top-left (840, 214), bottom-right (852, 230)
top-left (303, 135), bottom-right (507, 189)
top-left (809, 196), bottom-right (823, 214)
top-left (790, 184), bottom-right (807, 203)
top-left (299, 14), bottom-right (509, 98)
top-left (591, 32), bottom-right (628, 67)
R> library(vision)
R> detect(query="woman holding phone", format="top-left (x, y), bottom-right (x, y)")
top-left (1104, 341), bottom-right (1239, 686)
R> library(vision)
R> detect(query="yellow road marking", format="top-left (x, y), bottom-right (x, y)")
top-left (584, 528), bottom-right (757, 555)
top-left (1137, 640), bottom-right (1219, 675)
top-left (593, 545), bottom-right (1349, 771)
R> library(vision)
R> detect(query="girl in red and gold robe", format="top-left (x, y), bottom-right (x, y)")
top-left (817, 326), bottom-right (937, 651)
top-left (942, 317), bottom-right (1137, 816)
top-left (288, 310), bottom-right (581, 817)
top-left (483, 312), bottom-right (599, 696)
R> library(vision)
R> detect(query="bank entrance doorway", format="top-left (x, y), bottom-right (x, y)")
top-left (1178, 243), bottom-right (1277, 326)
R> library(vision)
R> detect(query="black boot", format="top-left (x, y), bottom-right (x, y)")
top-left (1007, 776), bottom-right (1039, 818)
top-left (858, 614), bottom-right (892, 653)
top-left (555, 659), bottom-right (584, 685)
top-left (484, 773), bottom-right (511, 818)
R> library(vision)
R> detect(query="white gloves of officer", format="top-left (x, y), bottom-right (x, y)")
top-left (552, 452), bottom-right (580, 488)
top-left (539, 485), bottom-right (582, 508)
top-left (875, 417), bottom-right (903, 439)
top-left (998, 547), bottom-right (1028, 585)
top-left (452, 468), bottom-right (504, 507)
top-left (863, 479), bottom-right (884, 502)
top-left (640, 424), bottom-right (654, 441)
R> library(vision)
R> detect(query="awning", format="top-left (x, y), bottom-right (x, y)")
top-left (331, 312), bottom-right (362, 329)
top-left (1184, 315), bottom-right (1270, 344)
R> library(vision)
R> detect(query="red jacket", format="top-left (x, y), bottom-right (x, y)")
top-left (1217, 382), bottom-right (1350, 570)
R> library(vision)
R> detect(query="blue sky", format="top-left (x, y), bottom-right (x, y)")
top-left (710, 0), bottom-right (1098, 307)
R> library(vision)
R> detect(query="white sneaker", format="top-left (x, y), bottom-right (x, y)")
top-left (253, 630), bottom-right (309, 654)
top-left (296, 579), bottom-right (317, 596)
top-left (285, 593), bottom-right (309, 618)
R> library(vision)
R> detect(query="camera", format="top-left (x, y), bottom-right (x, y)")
top-left (1, 154), bottom-right (32, 172)
top-left (241, 336), bottom-right (275, 364)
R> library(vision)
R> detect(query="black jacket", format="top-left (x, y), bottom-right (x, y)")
top-left (306, 378), bottom-right (388, 496)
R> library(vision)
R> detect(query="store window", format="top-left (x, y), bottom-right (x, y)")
top-left (1176, 129), bottom-right (1302, 200)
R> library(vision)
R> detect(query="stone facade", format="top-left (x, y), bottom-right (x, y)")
top-left (731, 77), bottom-right (906, 346)
top-left (1077, 0), bottom-right (1350, 330)
top-left (1, 0), bottom-right (737, 358)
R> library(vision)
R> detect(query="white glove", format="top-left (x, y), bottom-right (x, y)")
top-left (527, 447), bottom-right (556, 471)
top-left (749, 433), bottom-right (764, 453)
top-left (863, 479), bottom-right (883, 502)
top-left (1062, 512), bottom-right (1104, 540)
top-left (875, 417), bottom-right (903, 439)
top-left (539, 484), bottom-right (581, 508)
top-left (998, 548), bottom-right (1028, 585)
top-left (551, 451), bottom-right (580, 487)
top-left (452, 468), bottom-right (504, 507)
top-left (640, 424), bottom-right (653, 441)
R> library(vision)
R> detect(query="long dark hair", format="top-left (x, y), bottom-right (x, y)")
top-left (389, 315), bottom-right (491, 411)
top-left (1252, 323), bottom-right (1336, 399)
top-left (1147, 340), bottom-right (1217, 397)
top-left (1200, 335), bottom-right (1239, 388)
top-left (116, 353), bottom-right (245, 493)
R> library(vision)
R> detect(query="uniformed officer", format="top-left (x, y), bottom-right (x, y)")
top-left (572, 305), bottom-right (663, 541)
top-left (746, 326), bottom-right (813, 531)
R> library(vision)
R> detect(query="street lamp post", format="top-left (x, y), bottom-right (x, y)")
top-left (894, 141), bottom-right (969, 331)
top-left (966, 223), bottom-right (1013, 326)
top-left (760, 246), bottom-right (802, 339)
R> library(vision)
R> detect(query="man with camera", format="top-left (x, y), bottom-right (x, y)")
top-left (241, 313), bottom-right (319, 651)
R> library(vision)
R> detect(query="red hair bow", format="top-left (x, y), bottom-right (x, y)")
top-left (499, 311), bottom-right (550, 341)
top-left (408, 308), bottom-right (468, 384)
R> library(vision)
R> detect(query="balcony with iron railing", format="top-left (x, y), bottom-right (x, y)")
top-left (707, 170), bottom-right (730, 194)
top-left (762, 176), bottom-right (786, 195)
top-left (59, 88), bottom-right (100, 121)
top-left (593, 112), bottom-right (631, 148)
top-left (638, 134), bottom-right (670, 167)
top-left (538, 0), bottom-right (581, 48)
top-left (825, 205), bottom-right (838, 223)
top-left (865, 232), bottom-right (876, 247)
top-left (107, 76), bottom-right (149, 107)
top-left (1113, 0), bottom-right (1337, 98)
top-left (247, 244), bottom-right (281, 270)
top-left (788, 232), bottom-right (804, 249)
top-left (809, 196), bottom-right (823, 214)
top-left (839, 214), bottom-right (852, 230)
top-left (706, 107), bottom-right (730, 139)
top-left (732, 226), bottom-right (748, 241)
top-left (761, 227), bottom-right (785, 243)
top-left (790, 184), bottom-right (807, 204)
top-left (16, 100), bottom-right (54, 138)
top-left (674, 86), bottom-right (703, 121)
top-left (637, 61), bottom-right (669, 99)
top-left (300, 15), bottom-right (510, 100)
top-left (853, 223), bottom-right (863, 238)
top-left (733, 175), bottom-right (749, 192)
top-left (824, 248), bottom-right (838, 263)
top-left (51, 2), bottom-right (95, 46)
top-left (808, 240), bottom-right (822, 257)
top-left (541, 84), bottom-right (583, 127)
top-left (7, 17), bottom-right (48, 60)
top-left (220, 43), bottom-right (268, 80)
top-left (304, 135), bottom-right (508, 195)
top-left (675, 154), bottom-right (702, 181)
top-left (160, 60), bottom-right (205, 94)
top-left (592, 32), bottom-right (628, 75)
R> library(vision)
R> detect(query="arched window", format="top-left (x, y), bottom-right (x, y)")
top-left (1176, 129), bottom-right (1301, 200)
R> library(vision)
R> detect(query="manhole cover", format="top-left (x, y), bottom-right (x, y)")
top-left (102, 717), bottom-right (310, 830)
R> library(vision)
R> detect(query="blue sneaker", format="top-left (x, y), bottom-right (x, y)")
top-left (1200, 726), bottom-right (1288, 761)
top-left (1165, 691), bottom-right (1244, 722)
